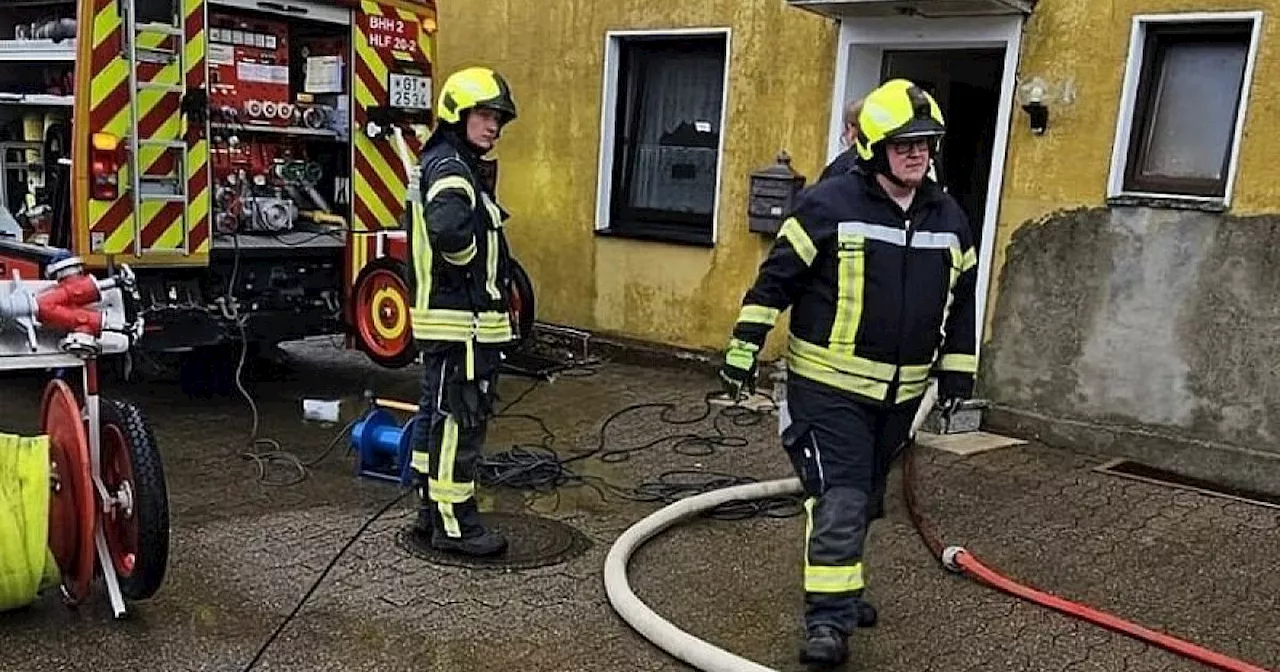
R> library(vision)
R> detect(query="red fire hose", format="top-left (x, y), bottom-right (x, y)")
top-left (903, 440), bottom-right (1273, 672)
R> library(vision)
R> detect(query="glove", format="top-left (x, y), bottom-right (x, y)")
top-left (937, 371), bottom-right (974, 411)
top-left (442, 348), bottom-right (495, 431)
top-left (719, 339), bottom-right (759, 401)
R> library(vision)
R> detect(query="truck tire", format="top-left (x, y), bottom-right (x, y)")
top-left (99, 398), bottom-right (170, 602)
top-left (352, 257), bottom-right (418, 369)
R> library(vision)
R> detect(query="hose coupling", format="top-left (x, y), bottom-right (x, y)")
top-left (941, 545), bottom-right (967, 573)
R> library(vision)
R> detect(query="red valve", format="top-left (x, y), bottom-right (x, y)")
top-left (34, 275), bottom-right (105, 336)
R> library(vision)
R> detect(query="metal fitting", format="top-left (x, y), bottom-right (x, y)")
top-left (47, 256), bottom-right (85, 281)
top-left (942, 546), bottom-right (967, 573)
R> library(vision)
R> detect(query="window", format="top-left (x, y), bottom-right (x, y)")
top-left (1110, 14), bottom-right (1260, 205)
top-left (596, 32), bottom-right (730, 246)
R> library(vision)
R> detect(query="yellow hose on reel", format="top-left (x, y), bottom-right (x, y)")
top-left (0, 433), bottom-right (60, 611)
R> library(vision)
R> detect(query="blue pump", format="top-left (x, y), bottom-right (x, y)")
top-left (349, 407), bottom-right (420, 486)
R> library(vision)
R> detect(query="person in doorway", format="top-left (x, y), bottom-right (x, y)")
top-left (818, 96), bottom-right (864, 181)
top-left (719, 78), bottom-right (978, 667)
top-left (406, 66), bottom-right (519, 557)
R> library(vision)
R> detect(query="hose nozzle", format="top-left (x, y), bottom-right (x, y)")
top-left (942, 545), bottom-right (967, 573)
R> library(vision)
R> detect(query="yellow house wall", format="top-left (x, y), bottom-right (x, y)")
top-left (986, 0), bottom-right (1280, 339)
top-left (435, 0), bottom-right (838, 358)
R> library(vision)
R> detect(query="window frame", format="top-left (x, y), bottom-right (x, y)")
top-left (594, 28), bottom-right (732, 247)
top-left (1107, 11), bottom-right (1263, 209)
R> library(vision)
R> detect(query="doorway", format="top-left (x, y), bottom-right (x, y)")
top-left (880, 48), bottom-right (1005, 248)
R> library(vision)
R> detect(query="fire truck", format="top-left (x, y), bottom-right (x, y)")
top-left (0, 0), bottom-right (535, 371)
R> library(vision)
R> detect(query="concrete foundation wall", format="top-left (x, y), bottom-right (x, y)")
top-left (982, 206), bottom-right (1280, 459)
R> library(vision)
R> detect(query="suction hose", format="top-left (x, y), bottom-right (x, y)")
top-left (603, 384), bottom-right (1274, 672)
top-left (0, 434), bottom-right (61, 611)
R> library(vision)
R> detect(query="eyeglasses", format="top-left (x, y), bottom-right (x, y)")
top-left (887, 139), bottom-right (931, 155)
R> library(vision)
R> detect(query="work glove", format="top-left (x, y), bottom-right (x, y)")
top-left (936, 371), bottom-right (974, 416)
top-left (443, 350), bottom-right (495, 431)
top-left (719, 338), bottom-right (759, 401)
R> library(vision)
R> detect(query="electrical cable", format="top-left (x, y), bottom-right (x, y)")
top-left (239, 488), bottom-right (410, 672)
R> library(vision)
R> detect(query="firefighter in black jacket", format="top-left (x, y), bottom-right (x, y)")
top-left (406, 66), bottom-right (519, 557)
top-left (720, 78), bottom-right (978, 666)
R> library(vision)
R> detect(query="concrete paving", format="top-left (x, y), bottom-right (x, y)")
top-left (0, 339), bottom-right (1277, 672)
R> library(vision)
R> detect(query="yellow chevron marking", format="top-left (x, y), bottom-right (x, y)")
top-left (91, 59), bottom-right (129, 108)
top-left (94, 5), bottom-right (121, 49)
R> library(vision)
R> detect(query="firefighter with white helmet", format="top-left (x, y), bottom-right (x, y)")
top-left (720, 78), bottom-right (978, 665)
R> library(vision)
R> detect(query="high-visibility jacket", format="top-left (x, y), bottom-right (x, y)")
top-left (731, 166), bottom-right (978, 406)
top-left (409, 133), bottom-right (515, 347)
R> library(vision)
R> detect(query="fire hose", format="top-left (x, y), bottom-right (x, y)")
top-left (603, 384), bottom-right (1273, 672)
top-left (0, 434), bottom-right (62, 611)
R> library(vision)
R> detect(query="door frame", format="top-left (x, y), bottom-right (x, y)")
top-left (826, 15), bottom-right (1024, 358)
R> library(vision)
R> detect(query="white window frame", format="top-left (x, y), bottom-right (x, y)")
top-left (1107, 11), bottom-right (1264, 208)
top-left (594, 28), bottom-right (733, 245)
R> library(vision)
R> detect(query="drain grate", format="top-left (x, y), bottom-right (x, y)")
top-left (396, 512), bottom-right (591, 570)
top-left (1094, 458), bottom-right (1280, 510)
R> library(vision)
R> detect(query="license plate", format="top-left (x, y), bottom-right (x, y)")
top-left (388, 73), bottom-right (432, 110)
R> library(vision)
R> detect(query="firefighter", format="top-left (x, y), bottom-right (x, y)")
top-left (719, 78), bottom-right (978, 666)
top-left (406, 66), bottom-right (519, 557)
top-left (818, 96), bottom-right (863, 181)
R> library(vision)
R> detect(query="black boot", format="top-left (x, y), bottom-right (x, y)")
top-left (855, 598), bottom-right (878, 628)
top-left (800, 625), bottom-right (848, 668)
top-left (430, 527), bottom-right (508, 557)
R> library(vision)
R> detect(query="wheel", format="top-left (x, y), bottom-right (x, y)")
top-left (507, 256), bottom-right (536, 350)
top-left (99, 398), bottom-right (169, 601)
top-left (352, 257), bottom-right (418, 369)
top-left (40, 379), bottom-right (96, 606)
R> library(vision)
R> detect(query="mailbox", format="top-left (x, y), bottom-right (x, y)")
top-left (748, 151), bottom-right (806, 235)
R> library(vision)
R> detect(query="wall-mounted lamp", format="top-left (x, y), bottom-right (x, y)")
top-left (1018, 77), bottom-right (1051, 135)
top-left (1016, 76), bottom-right (1075, 136)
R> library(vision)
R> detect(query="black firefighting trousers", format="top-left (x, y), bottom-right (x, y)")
top-left (407, 344), bottom-right (502, 539)
top-left (781, 375), bottom-right (923, 635)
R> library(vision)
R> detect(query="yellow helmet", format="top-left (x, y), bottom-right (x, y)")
top-left (854, 79), bottom-right (945, 161)
top-left (436, 66), bottom-right (517, 126)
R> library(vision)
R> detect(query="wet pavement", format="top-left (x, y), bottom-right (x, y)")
top-left (1, 339), bottom-right (1278, 672)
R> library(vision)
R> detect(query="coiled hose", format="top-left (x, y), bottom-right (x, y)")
top-left (603, 386), bottom-right (1273, 672)
top-left (0, 434), bottom-right (61, 611)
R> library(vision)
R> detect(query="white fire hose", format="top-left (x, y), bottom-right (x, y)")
top-left (602, 384), bottom-right (938, 672)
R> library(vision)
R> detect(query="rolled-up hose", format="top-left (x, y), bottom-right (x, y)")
top-left (0, 434), bottom-right (60, 611)
top-left (604, 384), bottom-right (1273, 672)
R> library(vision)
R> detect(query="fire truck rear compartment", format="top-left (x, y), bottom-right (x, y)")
top-left (143, 2), bottom-right (354, 351)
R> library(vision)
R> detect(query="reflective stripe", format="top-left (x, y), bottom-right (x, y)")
top-left (411, 450), bottom-right (430, 473)
top-left (788, 336), bottom-right (936, 404)
top-left (428, 477), bottom-right (475, 504)
top-left (411, 202), bottom-right (434, 313)
top-left (837, 221), bottom-right (961, 251)
top-left (803, 498), bottom-right (866, 594)
top-left (790, 336), bottom-right (896, 381)
top-left (436, 416), bottom-right (462, 538)
top-left (805, 564), bottom-right (866, 593)
top-left (960, 246), bottom-right (978, 272)
top-left (787, 349), bottom-right (889, 401)
top-left (901, 363), bottom-right (933, 383)
top-left (410, 308), bottom-right (514, 343)
top-left (426, 175), bottom-right (476, 208)
top-left (911, 231), bottom-right (961, 250)
top-left (442, 238), bottom-right (477, 266)
top-left (895, 378), bottom-right (931, 404)
top-left (464, 339), bottom-right (476, 381)
top-left (779, 217), bottom-right (817, 266)
top-left (939, 353), bottom-right (978, 373)
top-left (830, 235), bottom-right (865, 349)
top-left (738, 304), bottom-right (780, 326)
top-left (482, 193), bottom-right (503, 301)
top-left (838, 221), bottom-right (903, 246)
top-left (726, 338), bottom-right (758, 370)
